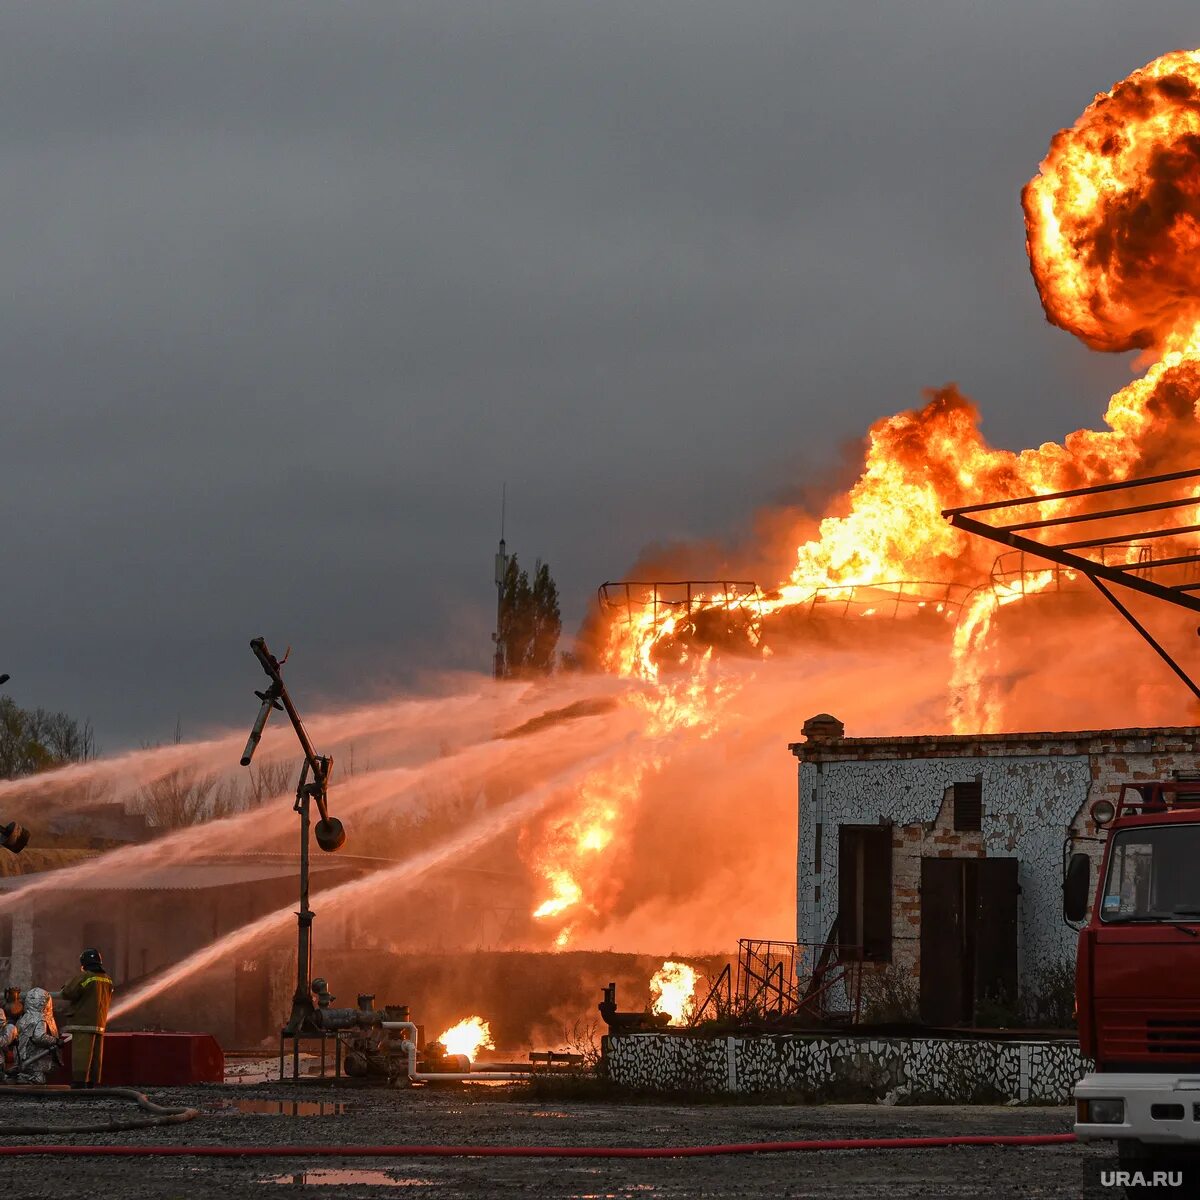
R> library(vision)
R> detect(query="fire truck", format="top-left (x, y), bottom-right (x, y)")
top-left (1067, 780), bottom-right (1200, 1172)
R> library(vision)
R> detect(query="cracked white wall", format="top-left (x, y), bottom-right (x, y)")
top-left (797, 754), bottom-right (1092, 997)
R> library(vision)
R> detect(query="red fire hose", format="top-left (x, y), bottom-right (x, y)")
top-left (0, 1133), bottom-right (1077, 1158)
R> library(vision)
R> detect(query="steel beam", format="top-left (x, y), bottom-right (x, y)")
top-left (945, 511), bottom-right (1200, 614)
top-left (945, 466), bottom-right (1200, 517)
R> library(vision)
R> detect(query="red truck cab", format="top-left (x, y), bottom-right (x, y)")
top-left (1070, 782), bottom-right (1200, 1165)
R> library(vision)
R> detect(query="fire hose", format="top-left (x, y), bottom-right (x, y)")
top-left (0, 1133), bottom-right (1076, 1157)
top-left (0, 1086), bottom-right (199, 1134)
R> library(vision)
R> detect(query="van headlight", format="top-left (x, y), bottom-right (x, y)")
top-left (1079, 1098), bottom-right (1125, 1124)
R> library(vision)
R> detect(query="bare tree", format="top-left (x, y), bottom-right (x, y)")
top-left (245, 759), bottom-right (295, 808)
top-left (137, 767), bottom-right (223, 829)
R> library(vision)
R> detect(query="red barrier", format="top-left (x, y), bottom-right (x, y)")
top-left (48, 1033), bottom-right (224, 1087)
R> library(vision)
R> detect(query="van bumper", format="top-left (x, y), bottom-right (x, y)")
top-left (1075, 1072), bottom-right (1200, 1145)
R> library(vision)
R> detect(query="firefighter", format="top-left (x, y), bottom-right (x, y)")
top-left (0, 997), bottom-right (18, 1077)
top-left (60, 948), bottom-right (113, 1088)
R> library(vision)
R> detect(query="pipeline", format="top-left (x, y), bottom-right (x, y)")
top-left (0, 1086), bottom-right (199, 1135)
top-left (381, 1021), bottom-right (528, 1084)
top-left (0, 1133), bottom-right (1076, 1158)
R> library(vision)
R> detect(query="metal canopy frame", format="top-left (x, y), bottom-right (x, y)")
top-left (943, 466), bottom-right (1200, 702)
top-left (597, 580), bottom-right (762, 626)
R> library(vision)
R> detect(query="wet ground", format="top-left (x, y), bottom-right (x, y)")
top-left (0, 1082), bottom-right (1113, 1198)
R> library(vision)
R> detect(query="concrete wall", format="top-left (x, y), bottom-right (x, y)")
top-left (606, 1031), bottom-right (1090, 1103)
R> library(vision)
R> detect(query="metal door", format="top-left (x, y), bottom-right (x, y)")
top-left (920, 857), bottom-right (966, 1025)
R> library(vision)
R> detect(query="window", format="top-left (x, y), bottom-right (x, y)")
top-left (953, 781), bottom-right (982, 832)
top-left (838, 825), bottom-right (892, 961)
top-left (1101, 824), bottom-right (1200, 922)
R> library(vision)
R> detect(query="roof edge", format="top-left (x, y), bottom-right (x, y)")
top-left (790, 725), bottom-right (1200, 760)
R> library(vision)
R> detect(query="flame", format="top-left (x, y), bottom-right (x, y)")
top-left (595, 49), bottom-right (1200, 711)
top-left (437, 1016), bottom-right (495, 1060)
top-left (1023, 50), bottom-right (1200, 357)
top-left (527, 48), bottom-right (1200, 933)
top-left (527, 762), bottom-right (640, 942)
top-left (650, 960), bottom-right (698, 1026)
top-left (525, 653), bottom-right (731, 942)
top-left (531, 867), bottom-right (584, 919)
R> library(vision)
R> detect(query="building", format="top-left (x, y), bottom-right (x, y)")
top-left (0, 846), bottom-right (542, 1047)
top-left (0, 855), bottom-right (371, 1045)
top-left (789, 713), bottom-right (1200, 1027)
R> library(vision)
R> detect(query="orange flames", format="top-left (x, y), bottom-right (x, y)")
top-left (528, 48), bottom-right (1200, 934)
top-left (528, 762), bottom-right (628, 944)
top-left (1023, 50), bottom-right (1200, 357)
top-left (597, 48), bottom-right (1200, 693)
top-left (650, 960), bottom-right (698, 1026)
top-left (437, 1016), bottom-right (495, 1060)
top-left (525, 655), bottom-right (729, 945)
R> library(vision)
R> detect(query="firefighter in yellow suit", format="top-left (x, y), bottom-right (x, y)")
top-left (61, 949), bottom-right (113, 1088)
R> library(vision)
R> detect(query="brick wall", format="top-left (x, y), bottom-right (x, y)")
top-left (890, 786), bottom-right (987, 982)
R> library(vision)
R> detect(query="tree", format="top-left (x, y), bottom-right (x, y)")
top-left (529, 560), bottom-right (562, 673)
top-left (136, 766), bottom-right (229, 829)
top-left (0, 697), bottom-right (96, 780)
top-left (496, 556), bottom-right (562, 678)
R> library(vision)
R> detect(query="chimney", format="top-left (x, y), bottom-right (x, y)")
top-left (801, 713), bottom-right (844, 743)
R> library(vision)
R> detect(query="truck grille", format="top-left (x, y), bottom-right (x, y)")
top-left (1147, 1019), bottom-right (1200, 1055)
top-left (1098, 1003), bottom-right (1200, 1059)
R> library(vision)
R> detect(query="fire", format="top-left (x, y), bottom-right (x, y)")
top-left (525, 653), bottom-right (733, 945)
top-left (527, 762), bottom-right (638, 943)
top-left (532, 867), bottom-right (584, 919)
top-left (650, 960), bottom-right (698, 1026)
top-left (1023, 50), bottom-right (1200, 357)
top-left (526, 48), bottom-right (1200, 934)
top-left (596, 49), bottom-right (1200, 712)
top-left (437, 1016), bottom-right (495, 1060)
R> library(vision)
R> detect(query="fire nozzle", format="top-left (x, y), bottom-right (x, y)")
top-left (240, 683), bottom-right (282, 767)
top-left (240, 637), bottom-right (344, 853)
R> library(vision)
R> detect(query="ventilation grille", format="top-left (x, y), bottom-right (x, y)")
top-left (952, 781), bottom-right (982, 832)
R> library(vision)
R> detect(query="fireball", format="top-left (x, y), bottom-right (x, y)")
top-left (437, 1016), bottom-right (495, 1061)
top-left (535, 47), bottom-right (1200, 931)
top-left (650, 960), bottom-right (698, 1026)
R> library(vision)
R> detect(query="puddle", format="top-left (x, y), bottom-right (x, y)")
top-left (532, 1110), bottom-right (571, 1119)
top-left (229, 1100), bottom-right (350, 1116)
top-left (262, 1170), bottom-right (435, 1186)
top-left (567, 1192), bottom-right (658, 1199)
top-left (568, 1194), bottom-right (658, 1200)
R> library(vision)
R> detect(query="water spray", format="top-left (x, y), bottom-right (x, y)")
top-left (240, 637), bottom-right (345, 1044)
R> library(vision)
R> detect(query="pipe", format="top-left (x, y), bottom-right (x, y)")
top-left (0, 1134), bottom-right (1077, 1159)
top-left (380, 1022), bottom-right (528, 1083)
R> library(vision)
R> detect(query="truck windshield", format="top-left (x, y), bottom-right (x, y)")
top-left (1102, 825), bottom-right (1200, 922)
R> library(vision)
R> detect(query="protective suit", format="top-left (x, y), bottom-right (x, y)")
top-left (13, 988), bottom-right (61, 1083)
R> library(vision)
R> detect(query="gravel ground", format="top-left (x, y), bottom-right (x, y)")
top-left (0, 1082), bottom-right (1113, 1199)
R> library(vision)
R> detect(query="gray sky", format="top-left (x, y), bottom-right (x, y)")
top-left (4, 1), bottom-right (1198, 747)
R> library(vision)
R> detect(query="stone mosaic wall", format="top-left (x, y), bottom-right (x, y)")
top-left (606, 1032), bottom-right (1091, 1104)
